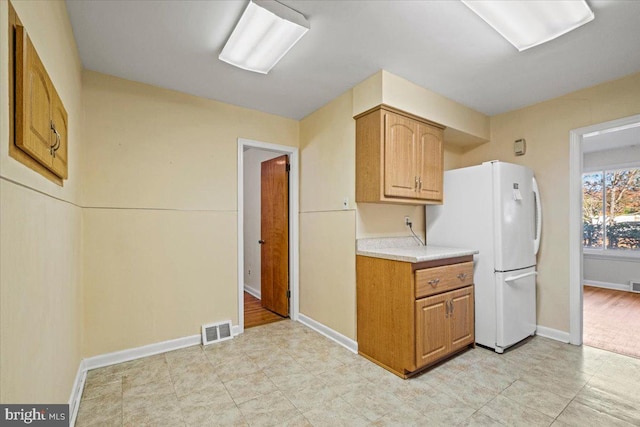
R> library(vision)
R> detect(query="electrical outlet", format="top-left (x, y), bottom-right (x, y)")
top-left (404, 216), bottom-right (411, 226)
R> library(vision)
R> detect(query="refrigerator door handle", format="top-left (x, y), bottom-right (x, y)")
top-left (505, 271), bottom-right (538, 283)
top-left (532, 177), bottom-right (542, 256)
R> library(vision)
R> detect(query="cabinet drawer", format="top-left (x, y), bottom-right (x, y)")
top-left (415, 262), bottom-right (473, 298)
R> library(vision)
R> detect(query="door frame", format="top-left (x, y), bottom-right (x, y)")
top-left (568, 113), bottom-right (640, 345)
top-left (237, 138), bottom-right (299, 335)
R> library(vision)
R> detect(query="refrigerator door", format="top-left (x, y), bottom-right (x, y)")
top-left (492, 162), bottom-right (536, 271)
top-left (495, 267), bottom-right (537, 350)
top-left (426, 164), bottom-right (496, 348)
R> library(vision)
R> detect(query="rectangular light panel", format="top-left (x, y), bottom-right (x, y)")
top-left (461, 0), bottom-right (594, 51)
top-left (219, 0), bottom-right (309, 74)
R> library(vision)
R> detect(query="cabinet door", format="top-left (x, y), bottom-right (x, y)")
top-left (415, 293), bottom-right (449, 368)
top-left (384, 112), bottom-right (418, 198)
top-left (49, 89), bottom-right (68, 179)
top-left (449, 286), bottom-right (475, 352)
top-left (416, 123), bottom-right (443, 201)
top-left (15, 25), bottom-right (54, 170)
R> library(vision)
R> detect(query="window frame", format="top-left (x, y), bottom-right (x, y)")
top-left (582, 161), bottom-right (640, 259)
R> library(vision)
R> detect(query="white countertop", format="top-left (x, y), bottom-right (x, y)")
top-left (356, 237), bottom-right (478, 263)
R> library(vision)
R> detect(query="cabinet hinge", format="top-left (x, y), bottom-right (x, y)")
top-left (286, 290), bottom-right (291, 298)
top-left (285, 163), bottom-right (291, 172)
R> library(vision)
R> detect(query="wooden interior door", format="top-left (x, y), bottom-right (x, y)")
top-left (260, 155), bottom-right (289, 317)
top-left (384, 112), bottom-right (417, 198)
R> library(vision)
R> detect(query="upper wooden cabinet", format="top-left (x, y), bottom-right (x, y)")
top-left (12, 22), bottom-right (68, 182)
top-left (50, 90), bottom-right (69, 179)
top-left (355, 105), bottom-right (444, 204)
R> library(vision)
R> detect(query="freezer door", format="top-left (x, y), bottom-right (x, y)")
top-left (495, 267), bottom-right (537, 349)
top-left (493, 162), bottom-right (537, 271)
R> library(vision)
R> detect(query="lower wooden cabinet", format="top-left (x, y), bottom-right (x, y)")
top-left (415, 286), bottom-right (474, 368)
top-left (357, 255), bottom-right (475, 378)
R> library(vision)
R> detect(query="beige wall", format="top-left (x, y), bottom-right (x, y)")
top-left (0, 0), bottom-right (83, 403)
top-left (299, 73), bottom-right (486, 340)
top-left (352, 70), bottom-right (490, 148)
top-left (299, 88), bottom-right (429, 340)
top-left (81, 71), bottom-right (298, 357)
top-left (459, 72), bottom-right (640, 333)
top-left (299, 90), bottom-right (357, 338)
top-left (380, 71), bottom-right (490, 146)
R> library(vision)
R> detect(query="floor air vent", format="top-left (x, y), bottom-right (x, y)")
top-left (201, 320), bottom-right (233, 345)
top-left (631, 281), bottom-right (640, 293)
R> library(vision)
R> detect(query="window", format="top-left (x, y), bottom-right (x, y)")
top-left (583, 168), bottom-right (640, 253)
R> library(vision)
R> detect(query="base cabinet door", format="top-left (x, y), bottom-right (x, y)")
top-left (415, 286), bottom-right (474, 369)
top-left (449, 286), bottom-right (475, 352)
top-left (415, 293), bottom-right (449, 368)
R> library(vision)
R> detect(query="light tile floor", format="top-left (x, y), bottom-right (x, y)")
top-left (75, 320), bottom-right (640, 426)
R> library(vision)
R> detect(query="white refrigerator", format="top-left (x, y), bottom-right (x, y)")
top-left (426, 161), bottom-right (542, 353)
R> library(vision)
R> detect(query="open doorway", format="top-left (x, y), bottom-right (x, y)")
top-left (569, 115), bottom-right (640, 354)
top-left (244, 151), bottom-right (289, 327)
top-left (237, 139), bottom-right (299, 334)
top-left (581, 128), bottom-right (640, 357)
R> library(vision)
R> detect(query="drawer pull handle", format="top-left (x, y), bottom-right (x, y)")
top-left (457, 273), bottom-right (467, 281)
top-left (428, 279), bottom-right (440, 287)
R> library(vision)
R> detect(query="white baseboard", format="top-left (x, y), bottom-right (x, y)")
top-left (298, 313), bottom-right (358, 354)
top-left (536, 325), bottom-right (570, 343)
top-left (584, 280), bottom-right (630, 292)
top-left (84, 334), bottom-right (202, 371)
top-left (232, 325), bottom-right (242, 336)
top-left (70, 333), bottom-right (209, 425)
top-left (68, 359), bottom-right (87, 427)
top-left (244, 284), bottom-right (261, 299)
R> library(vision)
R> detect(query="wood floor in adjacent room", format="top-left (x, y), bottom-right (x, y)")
top-left (584, 285), bottom-right (640, 359)
top-left (244, 291), bottom-right (286, 329)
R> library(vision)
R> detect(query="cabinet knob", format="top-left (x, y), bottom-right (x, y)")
top-left (457, 273), bottom-right (467, 281)
top-left (428, 278), bottom-right (440, 287)
top-left (258, 240), bottom-right (265, 244)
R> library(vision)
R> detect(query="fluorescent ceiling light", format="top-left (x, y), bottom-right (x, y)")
top-left (219, 0), bottom-right (309, 74)
top-left (461, 0), bottom-right (594, 51)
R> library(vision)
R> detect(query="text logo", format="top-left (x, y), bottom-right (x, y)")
top-left (0, 405), bottom-right (68, 426)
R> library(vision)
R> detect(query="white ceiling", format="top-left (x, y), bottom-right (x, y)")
top-left (66, 0), bottom-right (640, 120)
